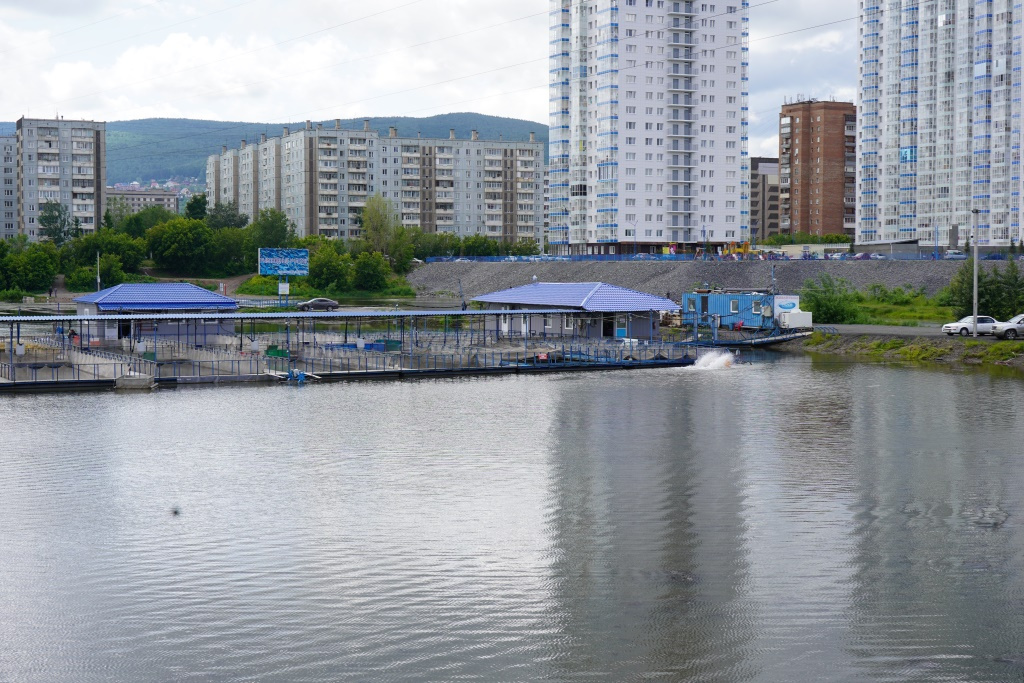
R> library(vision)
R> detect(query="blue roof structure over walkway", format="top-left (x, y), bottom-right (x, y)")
top-left (473, 282), bottom-right (680, 313)
top-left (74, 283), bottom-right (239, 312)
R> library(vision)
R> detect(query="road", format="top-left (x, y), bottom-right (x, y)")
top-left (822, 323), bottom-right (999, 340)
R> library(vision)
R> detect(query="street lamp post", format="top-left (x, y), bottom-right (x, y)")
top-left (972, 208), bottom-right (980, 338)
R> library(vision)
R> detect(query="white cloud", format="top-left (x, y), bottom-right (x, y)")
top-left (0, 0), bottom-right (860, 154)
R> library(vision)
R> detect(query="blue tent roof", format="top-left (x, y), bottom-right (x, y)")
top-left (473, 282), bottom-right (680, 313)
top-left (74, 283), bottom-right (239, 311)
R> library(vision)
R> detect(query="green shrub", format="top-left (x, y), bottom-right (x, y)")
top-left (0, 288), bottom-right (30, 303)
top-left (800, 274), bottom-right (864, 324)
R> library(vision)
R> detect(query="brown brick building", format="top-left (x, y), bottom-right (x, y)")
top-left (779, 100), bottom-right (856, 238)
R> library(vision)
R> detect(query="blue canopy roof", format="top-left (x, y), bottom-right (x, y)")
top-left (74, 283), bottom-right (239, 311)
top-left (473, 282), bottom-right (680, 313)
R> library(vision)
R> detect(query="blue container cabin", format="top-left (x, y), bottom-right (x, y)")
top-left (680, 290), bottom-right (800, 331)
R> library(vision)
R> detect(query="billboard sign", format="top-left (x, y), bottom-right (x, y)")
top-left (773, 295), bottom-right (800, 320)
top-left (258, 248), bottom-right (309, 276)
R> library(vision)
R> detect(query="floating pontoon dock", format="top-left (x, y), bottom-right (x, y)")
top-left (0, 309), bottom-right (696, 393)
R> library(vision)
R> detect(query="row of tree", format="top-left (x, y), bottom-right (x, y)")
top-left (5, 193), bottom-right (540, 294)
top-left (0, 238), bottom-right (60, 297)
top-left (947, 258), bottom-right (1024, 321)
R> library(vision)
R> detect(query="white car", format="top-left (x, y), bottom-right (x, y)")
top-left (992, 314), bottom-right (1024, 339)
top-left (942, 315), bottom-right (998, 336)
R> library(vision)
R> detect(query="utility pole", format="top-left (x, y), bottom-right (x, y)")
top-left (96, 251), bottom-right (100, 292)
top-left (972, 208), bottom-right (980, 337)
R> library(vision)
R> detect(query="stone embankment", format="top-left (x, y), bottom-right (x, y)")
top-left (777, 331), bottom-right (1024, 370)
top-left (407, 260), bottom-right (986, 300)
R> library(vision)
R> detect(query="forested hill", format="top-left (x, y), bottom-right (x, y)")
top-left (2, 114), bottom-right (544, 185)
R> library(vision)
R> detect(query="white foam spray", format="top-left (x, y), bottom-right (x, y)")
top-left (691, 349), bottom-right (736, 370)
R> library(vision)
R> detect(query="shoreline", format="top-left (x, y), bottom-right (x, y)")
top-left (776, 330), bottom-right (1024, 370)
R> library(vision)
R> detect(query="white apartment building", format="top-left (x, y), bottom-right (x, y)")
top-left (15, 117), bottom-right (105, 240)
top-left (207, 121), bottom-right (545, 242)
top-left (377, 128), bottom-right (544, 243)
top-left (857, 1), bottom-right (1021, 247)
top-left (549, 0), bottom-right (750, 255)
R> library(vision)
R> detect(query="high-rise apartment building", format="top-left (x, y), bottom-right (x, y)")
top-left (857, 1), bottom-right (1020, 247)
top-left (548, 0), bottom-right (750, 255)
top-left (208, 121), bottom-right (545, 242)
top-left (1, 135), bottom-right (15, 240)
top-left (15, 117), bottom-right (105, 240)
top-left (779, 100), bottom-right (856, 238)
top-left (749, 156), bottom-right (779, 243)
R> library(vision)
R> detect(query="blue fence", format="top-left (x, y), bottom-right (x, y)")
top-left (425, 253), bottom-right (1023, 263)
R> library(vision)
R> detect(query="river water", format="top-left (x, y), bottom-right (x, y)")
top-left (2, 353), bottom-right (1024, 682)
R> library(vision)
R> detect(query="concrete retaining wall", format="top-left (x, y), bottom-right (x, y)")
top-left (407, 260), bottom-right (997, 299)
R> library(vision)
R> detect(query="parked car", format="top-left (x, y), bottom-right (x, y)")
top-left (944, 249), bottom-right (968, 260)
top-left (993, 314), bottom-right (1024, 339)
top-left (453, 257), bottom-right (471, 263)
top-left (296, 297), bottom-right (339, 312)
top-left (942, 315), bottom-right (999, 336)
top-left (869, 253), bottom-right (889, 260)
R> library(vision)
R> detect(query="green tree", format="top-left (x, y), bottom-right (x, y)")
top-left (103, 197), bottom-right (133, 230)
top-left (118, 205), bottom-right (177, 239)
top-left (361, 194), bottom-right (399, 255)
top-left (462, 234), bottom-right (500, 257)
top-left (388, 225), bottom-right (416, 274)
top-left (309, 248), bottom-right (353, 292)
top-left (799, 273), bottom-right (863, 324)
top-left (63, 229), bottom-right (146, 273)
top-left (184, 193), bottom-right (208, 220)
top-left (947, 259), bottom-right (1001, 320)
top-left (413, 231), bottom-right (462, 259)
top-left (147, 217), bottom-right (213, 274)
top-left (0, 239), bottom-right (9, 290)
top-left (64, 254), bottom-right (126, 291)
top-left (209, 227), bottom-right (248, 275)
top-left (38, 201), bottom-right (80, 245)
top-left (509, 239), bottom-right (541, 256)
top-left (3, 242), bottom-right (59, 292)
top-left (243, 208), bottom-right (294, 271)
top-left (207, 201), bottom-right (249, 230)
top-left (352, 251), bottom-right (390, 291)
top-left (763, 231), bottom-right (853, 246)
top-left (994, 258), bottom-right (1024, 320)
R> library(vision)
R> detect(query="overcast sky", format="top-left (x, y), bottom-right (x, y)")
top-left (0, 0), bottom-right (857, 156)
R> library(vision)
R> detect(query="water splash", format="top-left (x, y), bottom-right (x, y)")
top-left (692, 350), bottom-right (737, 370)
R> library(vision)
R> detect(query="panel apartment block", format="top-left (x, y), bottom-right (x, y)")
top-left (857, 0), bottom-right (1022, 247)
top-left (749, 156), bottom-right (779, 243)
top-left (16, 117), bottom-right (105, 240)
top-left (1, 135), bottom-right (15, 240)
top-left (779, 100), bottom-right (856, 238)
top-left (377, 128), bottom-right (544, 243)
top-left (549, 0), bottom-right (750, 255)
top-left (106, 189), bottom-right (179, 215)
top-left (208, 121), bottom-right (544, 242)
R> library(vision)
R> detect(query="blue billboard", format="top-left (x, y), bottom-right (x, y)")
top-left (258, 248), bottom-right (309, 276)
